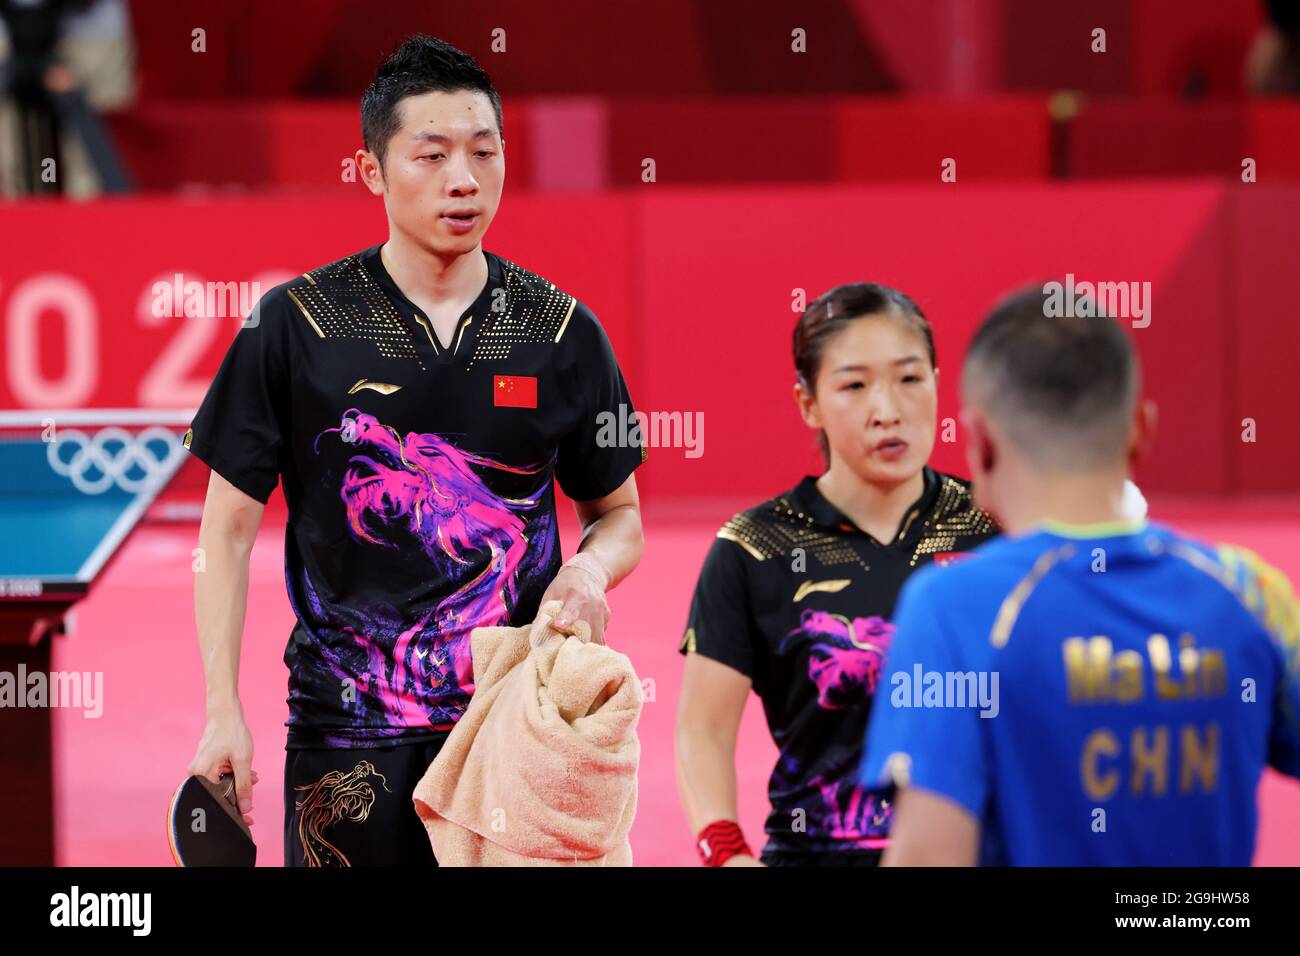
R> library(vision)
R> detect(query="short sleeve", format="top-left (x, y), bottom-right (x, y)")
top-left (1255, 562), bottom-right (1300, 777)
top-left (1216, 544), bottom-right (1300, 778)
top-left (859, 573), bottom-right (990, 819)
top-left (679, 533), bottom-right (759, 681)
top-left (1268, 654), bottom-right (1300, 779)
top-left (185, 287), bottom-right (293, 504)
top-left (554, 302), bottom-right (645, 501)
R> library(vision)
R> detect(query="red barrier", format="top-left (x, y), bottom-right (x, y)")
top-left (103, 96), bottom-right (1300, 194)
top-left (835, 96), bottom-right (1051, 181)
top-left (1249, 103), bottom-right (1300, 182)
top-left (1, 183), bottom-right (1293, 499)
top-left (607, 98), bottom-right (840, 187)
top-left (107, 100), bottom-right (536, 193)
top-left (1070, 100), bottom-right (1300, 180)
top-left (1070, 101), bottom-right (1249, 178)
top-left (110, 96), bottom-right (1055, 193)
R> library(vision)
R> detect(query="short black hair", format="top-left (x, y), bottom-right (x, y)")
top-left (361, 34), bottom-right (503, 167)
top-left (793, 282), bottom-right (935, 465)
top-left (963, 284), bottom-right (1138, 468)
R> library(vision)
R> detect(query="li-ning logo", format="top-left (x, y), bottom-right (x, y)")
top-left (46, 427), bottom-right (185, 495)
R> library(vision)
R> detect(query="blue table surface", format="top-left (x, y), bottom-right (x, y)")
top-left (0, 435), bottom-right (182, 583)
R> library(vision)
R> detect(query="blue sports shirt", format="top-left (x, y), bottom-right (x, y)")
top-left (860, 521), bottom-right (1300, 865)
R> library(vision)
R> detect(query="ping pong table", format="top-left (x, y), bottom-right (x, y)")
top-left (0, 410), bottom-right (192, 865)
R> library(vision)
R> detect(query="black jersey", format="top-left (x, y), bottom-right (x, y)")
top-left (680, 468), bottom-right (996, 856)
top-left (187, 245), bottom-right (645, 748)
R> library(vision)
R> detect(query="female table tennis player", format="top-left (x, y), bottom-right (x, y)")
top-left (674, 281), bottom-right (1149, 867)
top-left (673, 282), bottom-right (997, 867)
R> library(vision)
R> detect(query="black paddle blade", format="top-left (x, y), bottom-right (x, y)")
top-left (167, 774), bottom-right (256, 867)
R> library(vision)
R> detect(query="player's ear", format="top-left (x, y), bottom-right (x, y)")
top-left (356, 148), bottom-right (386, 196)
top-left (794, 379), bottom-right (822, 430)
top-left (1128, 398), bottom-right (1158, 470)
top-left (960, 407), bottom-right (995, 478)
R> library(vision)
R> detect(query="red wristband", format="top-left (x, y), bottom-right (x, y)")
top-left (697, 820), bottom-right (751, 867)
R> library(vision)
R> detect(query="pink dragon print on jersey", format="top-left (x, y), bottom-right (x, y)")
top-left (769, 609), bottom-right (898, 846)
top-left (300, 409), bottom-right (555, 738)
top-left (780, 609), bottom-right (896, 711)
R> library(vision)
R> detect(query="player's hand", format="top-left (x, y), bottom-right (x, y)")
top-left (722, 854), bottom-right (765, 867)
top-left (538, 566), bottom-right (611, 645)
top-left (187, 707), bottom-right (258, 828)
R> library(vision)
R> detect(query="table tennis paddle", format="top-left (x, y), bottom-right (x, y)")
top-left (167, 773), bottom-right (256, 866)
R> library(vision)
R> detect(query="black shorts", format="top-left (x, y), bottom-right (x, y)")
top-left (283, 737), bottom-right (447, 867)
top-left (760, 847), bottom-right (884, 867)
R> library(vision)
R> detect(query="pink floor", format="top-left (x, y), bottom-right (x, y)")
top-left (52, 498), bottom-right (1300, 866)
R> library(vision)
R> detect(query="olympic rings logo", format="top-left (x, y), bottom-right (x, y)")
top-left (46, 427), bottom-right (185, 495)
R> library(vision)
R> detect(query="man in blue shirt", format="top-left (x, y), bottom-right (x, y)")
top-left (859, 286), bottom-right (1300, 865)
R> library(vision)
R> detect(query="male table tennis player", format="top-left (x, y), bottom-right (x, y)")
top-left (861, 287), bottom-right (1300, 865)
top-left (184, 35), bottom-right (645, 867)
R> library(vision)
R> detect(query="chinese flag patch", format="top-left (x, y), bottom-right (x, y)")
top-left (933, 552), bottom-right (972, 567)
top-left (493, 375), bottom-right (537, 408)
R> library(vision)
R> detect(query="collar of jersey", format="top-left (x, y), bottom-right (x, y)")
top-left (361, 244), bottom-right (503, 326)
top-left (1037, 517), bottom-right (1149, 539)
top-left (791, 466), bottom-right (940, 542)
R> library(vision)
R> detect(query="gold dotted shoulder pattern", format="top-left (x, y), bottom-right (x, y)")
top-left (290, 254), bottom-right (424, 368)
top-left (909, 475), bottom-right (997, 567)
top-left (465, 256), bottom-right (578, 368)
top-left (716, 497), bottom-right (869, 571)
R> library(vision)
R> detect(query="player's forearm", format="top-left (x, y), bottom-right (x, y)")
top-left (881, 840), bottom-right (968, 867)
top-left (575, 502), bottom-right (643, 591)
top-left (674, 727), bottom-right (742, 834)
top-left (881, 789), bottom-right (981, 866)
top-left (194, 529), bottom-right (255, 717)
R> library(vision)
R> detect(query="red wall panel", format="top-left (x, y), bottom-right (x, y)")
top-left (1248, 103), bottom-right (1300, 183)
top-left (108, 99), bottom-right (535, 194)
top-left (1070, 101), bottom-right (1250, 179)
top-left (0, 194), bottom-right (634, 408)
top-left (5, 182), bottom-right (1292, 503)
top-left (607, 98), bottom-right (839, 187)
top-left (633, 182), bottom-right (1234, 498)
top-left (1228, 187), bottom-right (1300, 494)
top-left (835, 97), bottom-right (1051, 181)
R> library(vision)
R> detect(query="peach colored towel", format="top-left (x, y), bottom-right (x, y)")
top-left (412, 600), bottom-right (641, 866)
